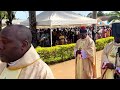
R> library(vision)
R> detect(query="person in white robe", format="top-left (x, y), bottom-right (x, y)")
top-left (74, 26), bottom-right (97, 79)
top-left (0, 25), bottom-right (54, 79)
top-left (101, 36), bottom-right (120, 79)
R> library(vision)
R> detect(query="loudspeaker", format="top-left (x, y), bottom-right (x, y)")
top-left (112, 23), bottom-right (120, 37)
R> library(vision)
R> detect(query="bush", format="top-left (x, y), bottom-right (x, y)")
top-left (96, 37), bottom-right (114, 51)
top-left (36, 37), bottom-right (114, 64)
top-left (36, 44), bottom-right (75, 64)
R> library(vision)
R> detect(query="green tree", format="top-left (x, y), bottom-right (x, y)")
top-left (97, 11), bottom-right (105, 17)
top-left (0, 11), bottom-right (8, 30)
top-left (87, 11), bottom-right (105, 18)
top-left (107, 11), bottom-right (120, 22)
top-left (6, 11), bottom-right (15, 25)
top-left (87, 12), bottom-right (92, 18)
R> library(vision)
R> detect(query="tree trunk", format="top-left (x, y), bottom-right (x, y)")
top-left (92, 11), bottom-right (97, 43)
top-left (29, 11), bottom-right (38, 48)
top-left (6, 11), bottom-right (15, 25)
top-left (0, 12), bottom-right (2, 31)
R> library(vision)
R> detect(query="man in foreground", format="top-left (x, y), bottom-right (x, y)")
top-left (74, 26), bottom-right (97, 79)
top-left (0, 25), bottom-right (54, 79)
top-left (101, 36), bottom-right (120, 79)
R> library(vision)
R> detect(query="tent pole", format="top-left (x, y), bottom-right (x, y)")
top-left (50, 25), bottom-right (52, 47)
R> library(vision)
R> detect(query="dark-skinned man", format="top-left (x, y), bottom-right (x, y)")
top-left (101, 34), bottom-right (120, 79)
top-left (74, 26), bottom-right (97, 79)
top-left (0, 25), bottom-right (54, 79)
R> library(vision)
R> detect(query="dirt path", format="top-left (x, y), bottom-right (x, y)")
top-left (49, 50), bottom-right (103, 79)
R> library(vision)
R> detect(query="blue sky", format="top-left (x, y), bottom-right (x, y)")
top-left (15, 11), bottom-right (112, 20)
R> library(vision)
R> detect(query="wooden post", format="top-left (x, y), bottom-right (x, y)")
top-left (29, 11), bottom-right (38, 47)
top-left (92, 11), bottom-right (97, 43)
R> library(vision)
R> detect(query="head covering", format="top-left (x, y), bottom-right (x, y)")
top-left (80, 26), bottom-right (87, 33)
top-left (112, 23), bottom-right (120, 38)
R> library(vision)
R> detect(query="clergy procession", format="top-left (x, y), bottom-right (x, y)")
top-left (0, 11), bottom-right (120, 79)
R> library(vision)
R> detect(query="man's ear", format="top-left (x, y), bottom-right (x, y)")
top-left (21, 40), bottom-right (29, 50)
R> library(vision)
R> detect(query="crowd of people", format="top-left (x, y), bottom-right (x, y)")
top-left (96, 26), bottom-right (112, 39)
top-left (37, 27), bottom-right (80, 47)
top-left (37, 25), bottom-right (112, 47)
top-left (0, 24), bottom-right (120, 79)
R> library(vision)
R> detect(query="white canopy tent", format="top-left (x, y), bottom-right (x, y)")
top-left (21, 11), bottom-right (97, 26)
top-left (20, 11), bottom-right (97, 46)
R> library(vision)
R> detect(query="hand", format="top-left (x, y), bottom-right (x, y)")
top-left (115, 67), bottom-right (120, 74)
top-left (76, 50), bottom-right (81, 56)
top-left (81, 50), bottom-right (87, 59)
top-left (105, 63), bottom-right (115, 69)
top-left (115, 70), bottom-right (120, 75)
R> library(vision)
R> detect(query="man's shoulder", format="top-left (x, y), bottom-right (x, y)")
top-left (36, 59), bottom-right (51, 71)
top-left (77, 39), bottom-right (81, 42)
top-left (88, 36), bottom-right (93, 41)
top-left (86, 36), bottom-right (94, 43)
top-left (76, 38), bottom-right (82, 43)
top-left (36, 59), bottom-right (54, 79)
top-left (36, 59), bottom-right (48, 67)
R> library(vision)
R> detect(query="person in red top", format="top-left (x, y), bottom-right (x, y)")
top-left (102, 27), bottom-right (107, 38)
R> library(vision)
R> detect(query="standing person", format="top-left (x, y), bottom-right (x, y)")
top-left (0, 25), bottom-right (54, 79)
top-left (69, 29), bottom-right (73, 43)
top-left (106, 28), bottom-right (109, 37)
top-left (110, 27), bottom-right (112, 36)
top-left (101, 35), bottom-right (120, 79)
top-left (59, 33), bottom-right (65, 45)
top-left (52, 29), bottom-right (57, 46)
top-left (102, 27), bottom-right (107, 38)
top-left (109, 27), bottom-right (112, 36)
top-left (91, 26), bottom-right (96, 42)
top-left (87, 26), bottom-right (92, 39)
top-left (39, 29), bottom-right (46, 47)
top-left (98, 27), bottom-right (102, 39)
top-left (74, 26), bottom-right (97, 79)
top-left (39, 30), bottom-right (50, 47)
top-left (74, 30), bottom-right (79, 43)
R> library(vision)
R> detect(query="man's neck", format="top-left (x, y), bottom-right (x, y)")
top-left (81, 36), bottom-right (88, 40)
top-left (7, 46), bottom-right (31, 64)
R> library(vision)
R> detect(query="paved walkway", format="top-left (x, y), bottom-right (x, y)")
top-left (49, 50), bottom-right (103, 79)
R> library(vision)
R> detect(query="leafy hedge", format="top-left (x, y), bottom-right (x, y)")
top-left (36, 37), bottom-right (114, 65)
top-left (96, 37), bottom-right (114, 51)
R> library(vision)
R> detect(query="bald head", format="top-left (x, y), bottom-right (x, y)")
top-left (1, 25), bottom-right (32, 44)
top-left (0, 25), bottom-right (33, 63)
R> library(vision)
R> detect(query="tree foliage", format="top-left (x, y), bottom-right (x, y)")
top-left (87, 11), bottom-right (105, 18)
top-left (6, 11), bottom-right (16, 25)
top-left (105, 11), bottom-right (120, 22)
top-left (87, 12), bottom-right (92, 18)
top-left (0, 11), bottom-right (16, 30)
top-left (97, 11), bottom-right (105, 17)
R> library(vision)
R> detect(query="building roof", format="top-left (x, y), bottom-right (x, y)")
top-left (97, 16), bottom-right (111, 21)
